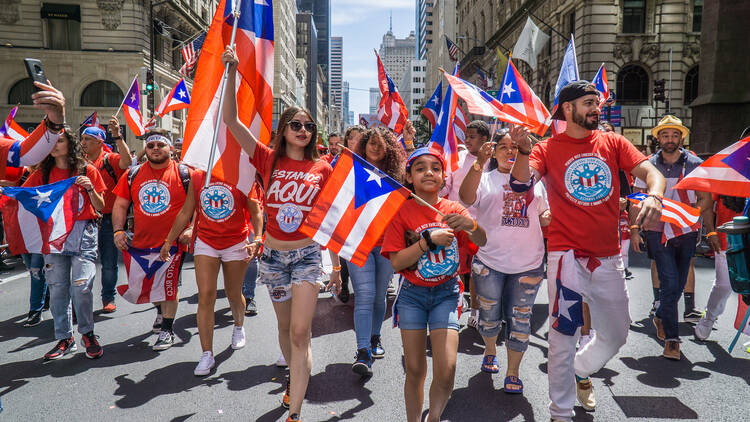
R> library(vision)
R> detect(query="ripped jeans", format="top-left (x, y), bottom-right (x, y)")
top-left (472, 258), bottom-right (543, 352)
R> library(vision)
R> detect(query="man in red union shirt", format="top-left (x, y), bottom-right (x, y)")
top-left (511, 81), bottom-right (665, 422)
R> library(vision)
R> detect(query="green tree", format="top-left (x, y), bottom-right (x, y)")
top-left (413, 106), bottom-right (432, 147)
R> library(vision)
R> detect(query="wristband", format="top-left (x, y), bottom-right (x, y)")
top-left (706, 232), bottom-right (718, 238)
top-left (421, 230), bottom-right (438, 251)
top-left (630, 225), bottom-right (639, 230)
top-left (114, 230), bottom-right (125, 236)
top-left (417, 238), bottom-right (427, 253)
top-left (332, 265), bottom-right (342, 271)
top-left (470, 219), bottom-right (478, 232)
top-left (253, 236), bottom-right (263, 243)
top-left (111, 136), bottom-right (122, 141)
top-left (647, 193), bottom-right (664, 205)
top-left (44, 116), bottom-right (64, 132)
top-left (517, 147), bottom-right (531, 155)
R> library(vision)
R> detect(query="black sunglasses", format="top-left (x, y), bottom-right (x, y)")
top-left (288, 120), bottom-right (316, 133)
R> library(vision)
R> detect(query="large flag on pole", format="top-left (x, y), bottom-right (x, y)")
top-left (551, 36), bottom-right (579, 135)
top-left (421, 81), bottom-right (442, 129)
top-left (428, 64), bottom-right (461, 173)
top-left (674, 136), bottom-right (750, 197)
top-left (122, 76), bottom-right (145, 136)
top-left (300, 149), bottom-right (410, 267)
top-left (376, 51), bottom-right (409, 134)
top-left (511, 17), bottom-right (549, 70)
top-left (497, 58), bottom-right (551, 135)
top-left (0, 107), bottom-right (29, 142)
top-left (182, 0), bottom-right (274, 195)
top-left (441, 71), bottom-right (525, 126)
top-left (156, 78), bottom-right (191, 117)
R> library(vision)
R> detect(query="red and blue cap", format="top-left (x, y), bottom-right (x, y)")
top-left (406, 147), bottom-right (445, 173)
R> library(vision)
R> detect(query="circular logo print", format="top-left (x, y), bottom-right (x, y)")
top-left (200, 184), bottom-right (235, 222)
top-left (276, 203), bottom-right (304, 233)
top-left (138, 181), bottom-right (171, 216)
top-left (417, 229), bottom-right (459, 280)
top-left (563, 156), bottom-right (612, 205)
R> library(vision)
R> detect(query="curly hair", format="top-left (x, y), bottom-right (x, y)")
top-left (40, 126), bottom-right (87, 184)
top-left (354, 127), bottom-right (406, 183)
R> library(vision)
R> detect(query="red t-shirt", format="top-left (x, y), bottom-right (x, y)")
top-left (381, 198), bottom-right (471, 287)
top-left (192, 170), bottom-right (251, 249)
top-left (713, 194), bottom-right (742, 251)
top-left (89, 152), bottom-right (126, 214)
top-left (321, 153), bottom-right (335, 164)
top-left (24, 164), bottom-right (106, 221)
top-left (250, 142), bottom-right (332, 241)
top-left (113, 161), bottom-right (191, 249)
top-left (529, 131), bottom-right (646, 257)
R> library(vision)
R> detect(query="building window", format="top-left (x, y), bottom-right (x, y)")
top-left (42, 3), bottom-right (81, 50)
top-left (80, 80), bottom-right (125, 108)
top-left (692, 0), bottom-right (703, 32)
top-left (568, 10), bottom-right (575, 38)
top-left (684, 66), bottom-right (700, 105)
top-left (616, 64), bottom-right (649, 105)
top-left (8, 78), bottom-right (36, 105)
top-left (623, 0), bottom-right (646, 34)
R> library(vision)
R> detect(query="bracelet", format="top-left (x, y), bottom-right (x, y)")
top-left (470, 219), bottom-right (478, 232)
top-left (44, 116), bottom-right (64, 132)
top-left (111, 136), bottom-right (122, 140)
top-left (252, 237), bottom-right (263, 243)
top-left (113, 230), bottom-right (125, 236)
top-left (517, 147), bottom-right (531, 156)
top-left (630, 225), bottom-right (639, 230)
top-left (706, 232), bottom-right (718, 238)
top-left (332, 265), bottom-right (342, 271)
top-left (417, 237), bottom-right (427, 253)
top-left (86, 188), bottom-right (93, 193)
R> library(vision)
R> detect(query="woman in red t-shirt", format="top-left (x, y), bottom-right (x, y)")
top-left (160, 170), bottom-right (260, 376)
top-left (23, 127), bottom-right (106, 361)
top-left (220, 46), bottom-right (339, 422)
top-left (381, 148), bottom-right (486, 422)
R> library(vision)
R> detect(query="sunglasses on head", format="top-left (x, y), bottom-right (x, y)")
top-left (146, 142), bottom-right (168, 149)
top-left (288, 120), bottom-right (316, 133)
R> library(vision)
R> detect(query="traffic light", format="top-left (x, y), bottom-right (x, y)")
top-left (145, 69), bottom-right (155, 93)
top-left (653, 79), bottom-right (666, 103)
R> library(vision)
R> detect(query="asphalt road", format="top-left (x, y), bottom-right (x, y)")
top-left (0, 251), bottom-right (748, 421)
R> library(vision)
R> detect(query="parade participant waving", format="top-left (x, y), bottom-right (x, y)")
top-left (458, 128), bottom-right (549, 394)
top-left (381, 147), bottom-right (486, 422)
top-left (221, 45), bottom-right (338, 422)
top-left (160, 169), bottom-right (260, 376)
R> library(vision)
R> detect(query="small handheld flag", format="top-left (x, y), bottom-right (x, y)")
top-left (157, 78), bottom-right (191, 117)
top-left (121, 76), bottom-right (145, 136)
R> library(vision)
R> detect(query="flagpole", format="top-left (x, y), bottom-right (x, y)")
top-left (203, 0), bottom-right (242, 189)
top-left (409, 192), bottom-right (445, 217)
top-left (728, 305), bottom-right (750, 353)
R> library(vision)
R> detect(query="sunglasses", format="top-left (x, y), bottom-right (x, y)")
top-left (288, 120), bottom-right (317, 133)
top-left (146, 142), bottom-right (168, 149)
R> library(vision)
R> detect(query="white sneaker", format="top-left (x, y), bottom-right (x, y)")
top-left (579, 329), bottom-right (596, 349)
top-left (231, 326), bottom-right (246, 350)
top-left (467, 309), bottom-right (479, 329)
top-left (275, 353), bottom-right (287, 367)
top-left (194, 351), bottom-right (215, 376)
top-left (695, 317), bottom-right (714, 341)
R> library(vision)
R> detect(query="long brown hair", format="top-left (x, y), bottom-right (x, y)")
top-left (354, 127), bottom-right (406, 183)
top-left (41, 127), bottom-right (87, 184)
top-left (266, 106), bottom-right (318, 186)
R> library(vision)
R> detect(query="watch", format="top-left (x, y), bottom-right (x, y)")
top-left (472, 160), bottom-right (482, 172)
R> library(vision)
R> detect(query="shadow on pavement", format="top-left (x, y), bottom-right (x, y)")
top-left (612, 395), bottom-right (698, 419)
top-left (442, 371), bottom-right (536, 421)
top-left (113, 362), bottom-right (224, 408)
top-left (619, 355), bottom-right (711, 388)
top-left (311, 296), bottom-right (354, 338)
top-left (306, 363), bottom-right (375, 420)
top-left (693, 340), bottom-right (750, 386)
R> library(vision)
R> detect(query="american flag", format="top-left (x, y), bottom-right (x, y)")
top-left (299, 149), bottom-right (410, 267)
top-left (0, 106), bottom-right (29, 142)
top-left (376, 51), bottom-right (409, 134)
top-left (180, 33), bottom-right (206, 78)
top-left (454, 103), bottom-right (467, 143)
top-left (674, 135), bottom-right (750, 198)
top-left (627, 192), bottom-right (700, 241)
top-left (497, 58), bottom-right (551, 135)
top-left (182, 0), bottom-right (274, 195)
top-left (446, 37), bottom-right (459, 61)
top-left (476, 68), bottom-right (489, 90)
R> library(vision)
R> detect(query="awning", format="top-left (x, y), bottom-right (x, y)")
top-left (40, 3), bottom-right (81, 21)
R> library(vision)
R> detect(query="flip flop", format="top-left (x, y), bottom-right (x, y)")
top-left (481, 355), bottom-right (499, 373)
top-left (504, 375), bottom-right (524, 394)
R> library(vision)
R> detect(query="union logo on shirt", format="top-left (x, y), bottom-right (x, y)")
top-left (417, 228), bottom-right (459, 281)
top-left (563, 155), bottom-right (612, 206)
top-left (138, 181), bottom-right (171, 216)
top-left (200, 184), bottom-right (235, 222)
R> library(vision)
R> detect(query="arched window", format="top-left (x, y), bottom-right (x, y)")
top-left (684, 66), bottom-right (699, 105)
top-left (616, 64), bottom-right (649, 105)
top-left (8, 78), bottom-right (35, 105)
top-left (80, 80), bottom-right (124, 108)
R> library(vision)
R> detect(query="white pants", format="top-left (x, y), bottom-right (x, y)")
top-left (547, 251), bottom-right (631, 421)
top-left (704, 251), bottom-right (732, 322)
top-left (620, 239), bottom-right (630, 268)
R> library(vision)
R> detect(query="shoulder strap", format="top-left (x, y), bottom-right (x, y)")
top-left (127, 163), bottom-right (142, 198)
top-left (178, 163), bottom-right (190, 193)
top-left (100, 153), bottom-right (118, 184)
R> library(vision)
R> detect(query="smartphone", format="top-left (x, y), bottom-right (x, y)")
top-left (24, 58), bottom-right (47, 89)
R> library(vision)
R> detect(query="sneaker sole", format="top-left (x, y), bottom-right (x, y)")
top-left (194, 366), bottom-right (214, 376)
top-left (152, 343), bottom-right (173, 351)
top-left (85, 351), bottom-right (103, 359)
top-left (352, 362), bottom-right (372, 376)
top-left (44, 344), bottom-right (77, 361)
top-left (24, 319), bottom-right (42, 327)
top-left (231, 342), bottom-right (246, 350)
top-left (244, 310), bottom-right (258, 316)
top-left (152, 326), bottom-right (162, 334)
top-left (371, 352), bottom-right (384, 359)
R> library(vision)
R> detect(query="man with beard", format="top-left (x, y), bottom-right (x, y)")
top-left (111, 130), bottom-right (193, 351)
top-left (510, 81), bottom-right (665, 422)
top-left (631, 115), bottom-right (719, 360)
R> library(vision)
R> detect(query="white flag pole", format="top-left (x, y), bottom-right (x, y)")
top-left (204, 0), bottom-right (242, 189)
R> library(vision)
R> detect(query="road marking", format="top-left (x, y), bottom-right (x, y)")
top-left (0, 272), bottom-right (28, 285)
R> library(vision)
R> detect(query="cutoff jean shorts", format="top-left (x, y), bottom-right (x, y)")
top-left (258, 243), bottom-right (323, 303)
top-left (395, 277), bottom-right (461, 331)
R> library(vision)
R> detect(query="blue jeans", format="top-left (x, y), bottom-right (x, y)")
top-left (472, 258), bottom-right (543, 353)
top-left (98, 214), bottom-right (119, 302)
top-left (23, 253), bottom-right (47, 312)
top-left (348, 247), bottom-right (393, 349)
top-left (44, 254), bottom-right (97, 339)
top-left (395, 278), bottom-right (461, 331)
top-left (646, 230), bottom-right (698, 340)
top-left (242, 258), bottom-right (258, 299)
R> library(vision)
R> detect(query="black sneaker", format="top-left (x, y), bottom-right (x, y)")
top-left (370, 335), bottom-right (385, 359)
top-left (352, 348), bottom-right (373, 376)
top-left (245, 298), bottom-right (258, 316)
top-left (43, 337), bottom-right (77, 361)
top-left (24, 311), bottom-right (43, 327)
top-left (338, 283), bottom-right (350, 303)
top-left (683, 308), bottom-right (703, 324)
top-left (624, 269), bottom-right (633, 280)
top-left (81, 331), bottom-right (103, 359)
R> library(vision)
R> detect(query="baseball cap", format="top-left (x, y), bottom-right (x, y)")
top-left (406, 147), bottom-right (445, 173)
top-left (81, 126), bottom-right (106, 141)
top-left (550, 81), bottom-right (600, 121)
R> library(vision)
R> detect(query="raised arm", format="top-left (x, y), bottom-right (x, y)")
top-left (459, 142), bottom-right (492, 206)
top-left (108, 116), bottom-right (131, 170)
top-left (221, 45), bottom-right (260, 159)
top-left (509, 125), bottom-right (540, 190)
top-left (12, 81), bottom-right (66, 167)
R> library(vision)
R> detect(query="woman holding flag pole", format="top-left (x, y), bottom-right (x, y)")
top-left (221, 45), bottom-right (338, 422)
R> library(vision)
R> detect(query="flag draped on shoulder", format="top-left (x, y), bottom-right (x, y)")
top-left (591, 63), bottom-right (609, 107)
top-left (156, 78), bottom-right (191, 117)
top-left (673, 136), bottom-right (750, 198)
top-left (300, 149), bottom-right (410, 267)
top-left (421, 81), bottom-right (442, 129)
top-left (376, 51), bottom-right (409, 134)
top-left (118, 246), bottom-right (183, 304)
top-left (512, 17), bottom-right (549, 70)
top-left (428, 65), bottom-right (461, 173)
top-left (551, 36), bottom-right (579, 134)
top-left (1, 106), bottom-right (29, 142)
top-left (122, 76), bottom-right (145, 136)
top-left (497, 58), bottom-right (551, 135)
top-left (182, 0), bottom-right (274, 195)
top-left (627, 192), bottom-right (700, 241)
top-left (0, 177), bottom-right (79, 255)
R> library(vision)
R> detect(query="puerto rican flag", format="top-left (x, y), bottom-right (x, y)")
top-left (156, 78), bottom-right (191, 117)
top-left (627, 192), bottom-right (701, 241)
top-left (591, 63), bottom-right (609, 107)
top-left (376, 51), bottom-right (409, 134)
top-left (428, 64), bottom-right (462, 173)
top-left (551, 37), bottom-right (579, 135)
top-left (551, 256), bottom-right (584, 336)
top-left (81, 111), bottom-right (107, 132)
top-left (497, 58), bottom-right (551, 135)
top-left (1, 107), bottom-right (29, 142)
top-left (421, 81), bottom-right (442, 129)
top-left (182, 0), bottom-right (274, 195)
top-left (300, 149), bottom-right (410, 267)
top-left (0, 177), bottom-right (80, 255)
top-left (674, 135), bottom-right (750, 198)
top-left (118, 245), bottom-right (182, 304)
top-left (441, 70), bottom-right (526, 127)
top-left (121, 76), bottom-right (145, 136)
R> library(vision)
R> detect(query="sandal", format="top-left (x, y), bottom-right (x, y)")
top-left (481, 355), bottom-right (499, 373)
top-left (503, 375), bottom-right (524, 394)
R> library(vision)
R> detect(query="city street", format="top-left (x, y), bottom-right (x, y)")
top-left (0, 252), bottom-right (748, 421)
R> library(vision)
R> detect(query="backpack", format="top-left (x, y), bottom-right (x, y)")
top-left (99, 153), bottom-right (118, 185)
top-left (126, 162), bottom-right (191, 196)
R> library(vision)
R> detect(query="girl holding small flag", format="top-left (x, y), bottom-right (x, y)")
top-left (381, 147), bottom-right (486, 422)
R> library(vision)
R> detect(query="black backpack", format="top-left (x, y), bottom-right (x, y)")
top-left (126, 162), bottom-right (191, 196)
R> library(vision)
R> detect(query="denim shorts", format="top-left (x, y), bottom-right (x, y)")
top-left (258, 243), bottom-right (323, 303)
top-left (395, 278), bottom-right (461, 331)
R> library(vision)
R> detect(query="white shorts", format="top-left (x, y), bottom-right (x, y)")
top-left (194, 237), bottom-right (248, 262)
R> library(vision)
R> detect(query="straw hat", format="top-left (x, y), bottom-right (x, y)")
top-left (651, 115), bottom-right (689, 138)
